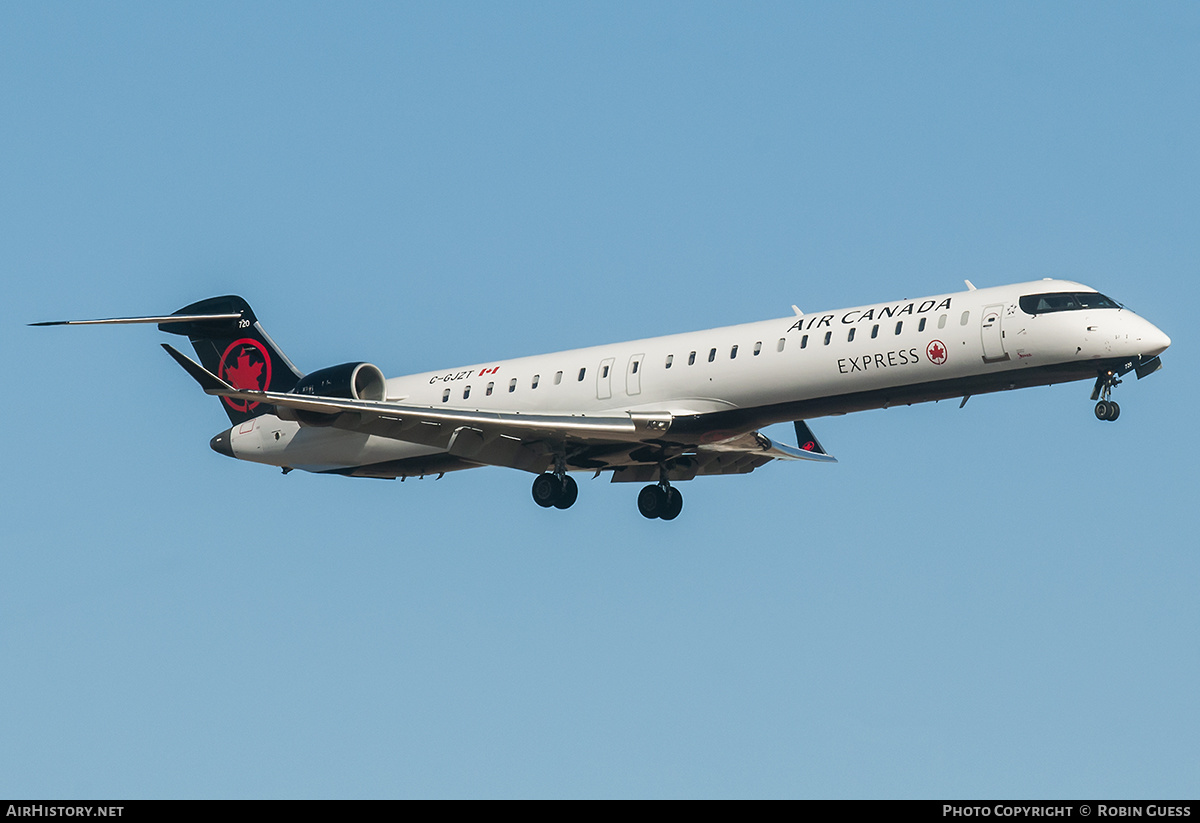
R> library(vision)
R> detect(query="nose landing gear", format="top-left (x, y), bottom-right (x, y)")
top-left (1091, 370), bottom-right (1122, 421)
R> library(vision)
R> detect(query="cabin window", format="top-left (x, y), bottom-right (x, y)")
top-left (509, 378), bottom-right (517, 392)
top-left (871, 324), bottom-right (879, 339)
top-left (730, 345), bottom-right (738, 359)
top-left (554, 371), bottom-right (563, 385)
top-left (800, 335), bottom-right (807, 349)
top-left (895, 321), bottom-right (903, 335)
top-left (486, 382), bottom-right (494, 396)
top-left (442, 388), bottom-right (450, 403)
top-left (531, 374), bottom-right (539, 389)
top-left (919, 317), bottom-right (927, 332)
top-left (753, 341), bottom-right (762, 356)
top-left (665, 354), bottom-right (674, 369)
top-left (602, 364), bottom-right (610, 378)
top-left (578, 367), bottom-right (586, 381)
top-left (847, 328), bottom-right (856, 343)
top-left (777, 338), bottom-right (786, 352)
top-left (823, 331), bottom-right (832, 345)
top-left (688, 351), bottom-right (697, 365)
top-left (632, 360), bottom-right (640, 373)
top-left (938, 314), bottom-right (947, 329)
top-left (463, 386), bottom-right (471, 400)
top-left (708, 348), bottom-right (717, 362)
top-left (960, 311), bottom-right (970, 326)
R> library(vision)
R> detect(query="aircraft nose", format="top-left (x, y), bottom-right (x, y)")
top-left (1141, 323), bottom-right (1171, 357)
top-left (210, 431), bottom-right (235, 459)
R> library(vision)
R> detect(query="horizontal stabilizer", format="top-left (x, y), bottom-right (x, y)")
top-left (31, 312), bottom-right (242, 327)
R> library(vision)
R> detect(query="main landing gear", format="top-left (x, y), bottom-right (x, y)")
top-left (531, 471), bottom-right (578, 509)
top-left (637, 479), bottom-right (683, 521)
top-left (1092, 370), bottom-right (1122, 422)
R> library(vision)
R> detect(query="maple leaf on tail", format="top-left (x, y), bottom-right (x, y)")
top-left (224, 350), bottom-right (265, 390)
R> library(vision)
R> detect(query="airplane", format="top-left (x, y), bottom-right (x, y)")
top-left (34, 278), bottom-right (1170, 520)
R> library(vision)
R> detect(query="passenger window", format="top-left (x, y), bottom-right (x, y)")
top-left (531, 374), bottom-right (539, 389)
top-left (632, 360), bottom-right (640, 373)
top-left (847, 328), bottom-right (855, 342)
top-left (871, 324), bottom-right (879, 339)
top-left (442, 388), bottom-right (450, 403)
top-left (753, 341), bottom-right (762, 356)
top-left (688, 351), bottom-right (697, 366)
top-left (919, 317), bottom-right (927, 332)
top-left (463, 386), bottom-right (471, 400)
top-left (730, 345), bottom-right (738, 359)
top-left (555, 371), bottom-right (563, 385)
top-left (960, 311), bottom-right (970, 326)
top-left (665, 354), bottom-right (673, 369)
top-left (509, 378), bottom-right (517, 392)
top-left (708, 348), bottom-right (716, 362)
top-left (486, 382), bottom-right (494, 396)
top-left (578, 368), bottom-right (586, 381)
top-left (938, 314), bottom-right (947, 329)
top-left (800, 335), bottom-right (807, 349)
top-left (823, 331), bottom-right (832, 345)
top-left (777, 338), bottom-right (786, 352)
top-left (602, 365), bottom-right (610, 378)
top-left (895, 321), bottom-right (903, 335)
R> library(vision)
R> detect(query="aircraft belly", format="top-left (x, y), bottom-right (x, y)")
top-left (230, 415), bottom-right (447, 472)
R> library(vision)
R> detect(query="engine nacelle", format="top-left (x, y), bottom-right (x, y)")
top-left (286, 362), bottom-right (386, 426)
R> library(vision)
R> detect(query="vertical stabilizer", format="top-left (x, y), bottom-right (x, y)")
top-left (158, 296), bottom-right (303, 425)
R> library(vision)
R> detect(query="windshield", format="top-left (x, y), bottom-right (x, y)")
top-left (1019, 292), bottom-right (1121, 315)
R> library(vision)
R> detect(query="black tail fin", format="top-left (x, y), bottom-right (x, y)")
top-left (159, 296), bottom-right (304, 425)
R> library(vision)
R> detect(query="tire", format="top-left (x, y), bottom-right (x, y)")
top-left (659, 487), bottom-right (683, 521)
top-left (1095, 401), bottom-right (1109, 421)
top-left (637, 485), bottom-right (663, 519)
top-left (1107, 401), bottom-right (1120, 421)
top-left (553, 475), bottom-right (579, 509)
top-left (531, 473), bottom-right (562, 508)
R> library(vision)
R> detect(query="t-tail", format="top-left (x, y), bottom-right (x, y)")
top-left (33, 295), bottom-right (304, 425)
top-left (157, 296), bottom-right (303, 424)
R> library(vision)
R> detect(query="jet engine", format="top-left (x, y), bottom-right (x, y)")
top-left (287, 362), bottom-right (386, 426)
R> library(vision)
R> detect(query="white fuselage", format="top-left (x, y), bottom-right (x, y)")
top-left (223, 280), bottom-right (1170, 475)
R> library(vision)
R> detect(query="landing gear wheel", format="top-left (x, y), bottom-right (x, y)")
top-left (1095, 401), bottom-right (1110, 421)
top-left (660, 487), bottom-right (683, 521)
top-left (1106, 401), bottom-right (1120, 421)
top-left (531, 473), bottom-right (563, 508)
top-left (638, 485), bottom-right (667, 519)
top-left (553, 475), bottom-right (578, 509)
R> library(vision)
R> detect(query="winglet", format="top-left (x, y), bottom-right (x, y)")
top-left (793, 420), bottom-right (830, 456)
top-left (161, 343), bottom-right (235, 394)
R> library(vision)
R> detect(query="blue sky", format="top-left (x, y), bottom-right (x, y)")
top-left (2, 2), bottom-right (1197, 798)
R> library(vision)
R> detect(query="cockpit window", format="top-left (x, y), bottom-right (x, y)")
top-left (1019, 292), bottom-right (1120, 315)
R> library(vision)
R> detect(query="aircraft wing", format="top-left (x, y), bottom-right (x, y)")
top-left (163, 343), bottom-right (833, 475)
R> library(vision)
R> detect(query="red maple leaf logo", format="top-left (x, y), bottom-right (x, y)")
top-left (218, 339), bottom-right (272, 413)
top-left (224, 350), bottom-right (264, 389)
top-left (926, 340), bottom-right (948, 365)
